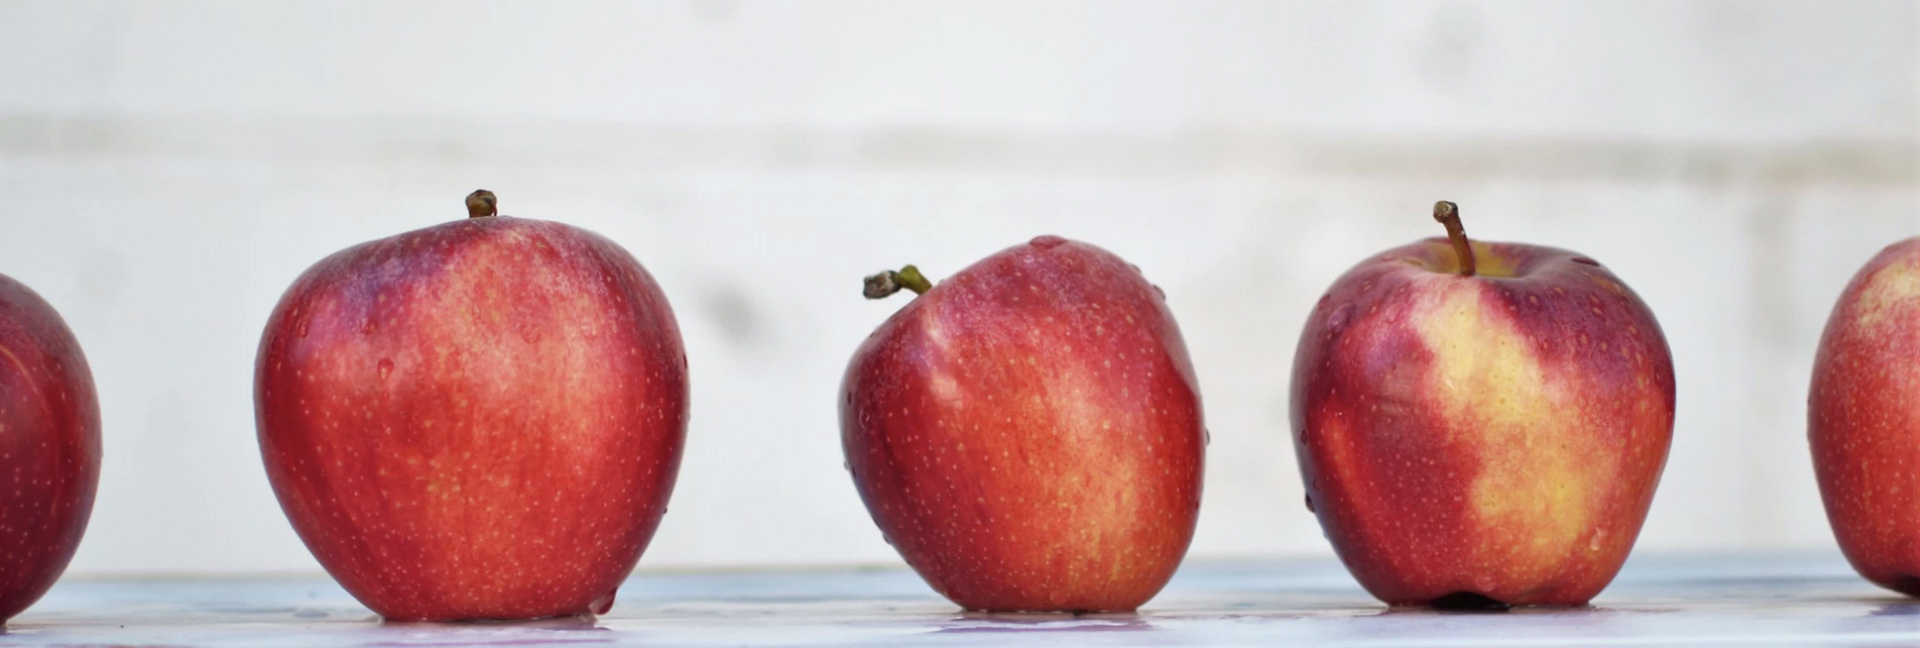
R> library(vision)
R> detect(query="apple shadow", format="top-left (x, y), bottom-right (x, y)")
top-left (1869, 601), bottom-right (1920, 617)
top-left (365, 614), bottom-right (612, 647)
top-left (933, 610), bottom-right (1157, 635)
top-left (376, 613), bottom-right (607, 630)
top-left (1372, 602), bottom-right (1615, 617)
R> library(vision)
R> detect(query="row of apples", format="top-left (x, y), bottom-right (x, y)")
top-left (0, 192), bottom-right (1912, 621)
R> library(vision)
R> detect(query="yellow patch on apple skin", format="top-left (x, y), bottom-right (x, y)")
top-left (1423, 241), bottom-right (1521, 278)
top-left (1415, 284), bottom-right (1600, 584)
top-left (1855, 256), bottom-right (1920, 330)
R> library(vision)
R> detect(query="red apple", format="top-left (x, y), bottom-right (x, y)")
top-left (1811, 238), bottom-right (1920, 596)
top-left (1291, 202), bottom-right (1674, 607)
top-left (255, 191), bottom-right (688, 621)
top-left (840, 236), bottom-right (1204, 612)
top-left (0, 274), bottom-right (100, 624)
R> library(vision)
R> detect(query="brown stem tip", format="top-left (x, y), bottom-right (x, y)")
top-left (863, 265), bottom-right (933, 299)
top-left (1433, 200), bottom-right (1476, 277)
top-left (466, 190), bottom-right (498, 218)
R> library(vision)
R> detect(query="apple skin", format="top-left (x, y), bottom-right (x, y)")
top-left (0, 274), bottom-right (101, 624)
top-left (255, 213), bottom-right (688, 621)
top-left (1810, 238), bottom-right (1920, 596)
top-left (1291, 236), bottom-right (1674, 607)
top-left (840, 236), bottom-right (1204, 613)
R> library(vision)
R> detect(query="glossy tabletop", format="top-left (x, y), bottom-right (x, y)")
top-left (4, 552), bottom-right (1917, 647)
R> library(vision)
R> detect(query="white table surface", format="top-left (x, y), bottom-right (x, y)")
top-left (4, 552), bottom-right (1916, 647)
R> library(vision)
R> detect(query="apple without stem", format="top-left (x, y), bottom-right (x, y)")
top-left (1291, 202), bottom-right (1674, 608)
top-left (0, 274), bottom-right (100, 624)
top-left (255, 191), bottom-right (688, 621)
top-left (840, 236), bottom-right (1205, 613)
top-left (1811, 238), bottom-right (1920, 596)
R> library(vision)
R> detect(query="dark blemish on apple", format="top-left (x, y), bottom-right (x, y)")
top-left (1327, 304), bottom-right (1354, 334)
top-left (1030, 235), bottom-right (1068, 250)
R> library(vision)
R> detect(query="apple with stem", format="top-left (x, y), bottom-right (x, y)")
top-left (255, 190), bottom-right (688, 621)
top-left (841, 235), bottom-right (1205, 613)
top-left (0, 274), bottom-right (100, 625)
top-left (1810, 238), bottom-right (1920, 596)
top-left (1291, 202), bottom-right (1674, 608)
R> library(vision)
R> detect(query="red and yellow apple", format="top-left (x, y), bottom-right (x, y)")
top-left (1291, 202), bottom-right (1674, 607)
top-left (841, 236), bottom-right (1204, 612)
top-left (0, 274), bottom-right (100, 624)
top-left (255, 191), bottom-right (688, 621)
top-left (1811, 238), bottom-right (1920, 596)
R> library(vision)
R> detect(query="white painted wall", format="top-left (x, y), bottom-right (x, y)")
top-left (0, 0), bottom-right (1912, 575)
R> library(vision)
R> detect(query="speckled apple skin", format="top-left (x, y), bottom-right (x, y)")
top-left (1291, 237), bottom-right (1673, 607)
top-left (255, 216), bottom-right (687, 621)
top-left (841, 237), bottom-right (1204, 613)
top-left (0, 275), bottom-right (100, 624)
top-left (1811, 238), bottom-right (1920, 597)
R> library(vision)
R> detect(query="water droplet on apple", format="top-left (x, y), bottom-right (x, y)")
top-left (842, 460), bottom-right (851, 472)
top-left (520, 325), bottom-right (541, 344)
top-left (1304, 493), bottom-right (1316, 513)
top-left (1202, 428), bottom-right (1211, 446)
top-left (1151, 284), bottom-right (1166, 299)
top-left (882, 534), bottom-right (894, 546)
top-left (295, 319), bottom-right (311, 339)
top-left (377, 358), bottom-right (393, 381)
top-left (359, 318), bottom-right (375, 335)
top-left (1572, 257), bottom-right (1600, 266)
top-left (1029, 235), bottom-right (1068, 249)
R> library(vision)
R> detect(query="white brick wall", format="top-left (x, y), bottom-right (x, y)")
top-left (0, 0), bottom-right (1912, 574)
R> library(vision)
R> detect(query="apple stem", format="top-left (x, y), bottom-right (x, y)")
top-left (863, 265), bottom-right (933, 299)
top-left (466, 190), bottom-right (498, 218)
top-left (1433, 200), bottom-right (1476, 277)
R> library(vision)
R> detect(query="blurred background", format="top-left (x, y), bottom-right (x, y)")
top-left (0, 0), bottom-right (1913, 576)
